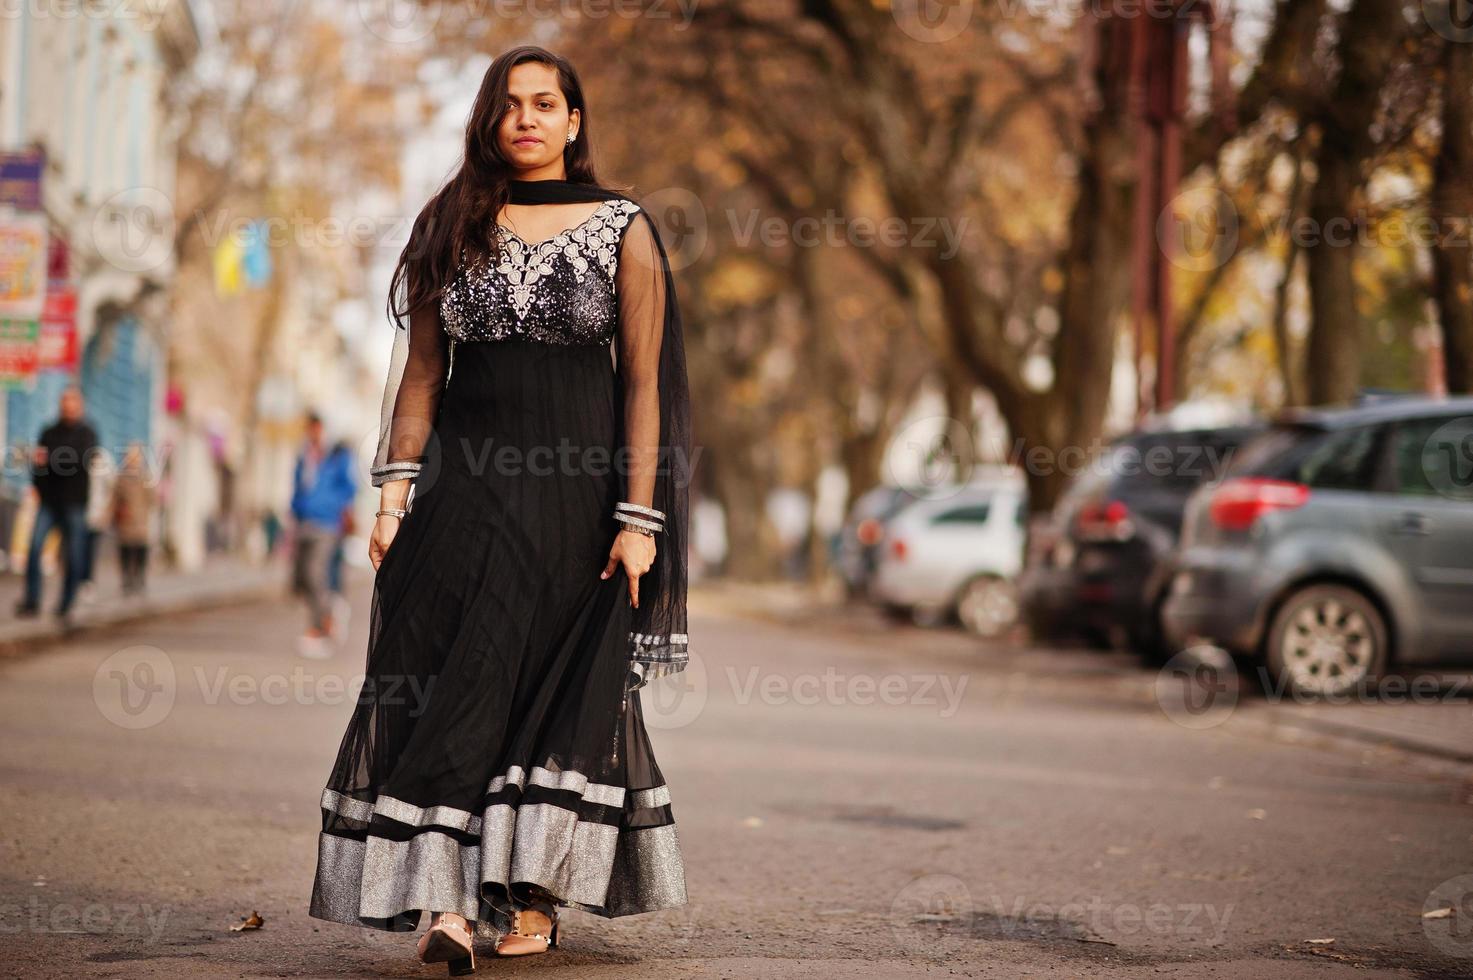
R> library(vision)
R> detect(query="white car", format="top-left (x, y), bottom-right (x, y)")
top-left (868, 482), bottom-right (1027, 636)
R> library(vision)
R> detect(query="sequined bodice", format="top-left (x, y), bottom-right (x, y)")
top-left (440, 198), bottom-right (641, 346)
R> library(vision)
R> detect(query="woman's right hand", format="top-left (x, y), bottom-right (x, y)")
top-left (369, 514), bottom-right (401, 571)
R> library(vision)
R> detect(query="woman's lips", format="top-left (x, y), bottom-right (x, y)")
top-left (514, 138), bottom-right (542, 146)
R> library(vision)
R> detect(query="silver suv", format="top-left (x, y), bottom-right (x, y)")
top-left (1162, 396), bottom-right (1473, 697)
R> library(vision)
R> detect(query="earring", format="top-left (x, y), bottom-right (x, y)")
top-left (566, 132), bottom-right (576, 145)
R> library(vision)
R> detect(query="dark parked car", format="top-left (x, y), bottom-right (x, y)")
top-left (1163, 396), bottom-right (1473, 697)
top-left (1020, 424), bottom-right (1264, 658)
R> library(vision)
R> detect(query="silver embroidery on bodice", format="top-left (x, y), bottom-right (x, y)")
top-left (440, 198), bottom-right (641, 347)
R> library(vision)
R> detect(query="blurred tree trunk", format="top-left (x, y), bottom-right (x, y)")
top-left (1302, 0), bottom-right (1408, 404)
top-left (1433, 39), bottom-right (1473, 394)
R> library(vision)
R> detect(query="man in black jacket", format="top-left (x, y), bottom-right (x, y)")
top-left (16, 386), bottom-right (101, 625)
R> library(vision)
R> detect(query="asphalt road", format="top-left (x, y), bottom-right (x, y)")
top-left (1, 573), bottom-right (1471, 979)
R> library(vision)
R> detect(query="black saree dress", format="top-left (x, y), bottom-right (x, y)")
top-left (309, 178), bottom-right (693, 940)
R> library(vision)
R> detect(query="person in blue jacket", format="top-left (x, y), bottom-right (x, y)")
top-left (289, 412), bottom-right (357, 656)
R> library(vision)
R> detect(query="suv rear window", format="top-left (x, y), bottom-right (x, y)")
top-left (1231, 423), bottom-right (1384, 490)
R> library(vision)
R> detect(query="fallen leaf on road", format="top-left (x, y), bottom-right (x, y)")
top-left (1423, 907), bottom-right (1455, 919)
top-left (1305, 937), bottom-right (1335, 945)
top-left (230, 911), bottom-right (264, 932)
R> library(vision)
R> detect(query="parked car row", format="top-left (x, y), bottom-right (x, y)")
top-left (839, 395), bottom-right (1473, 699)
top-left (1017, 394), bottom-right (1473, 698)
top-left (1163, 396), bottom-right (1473, 696)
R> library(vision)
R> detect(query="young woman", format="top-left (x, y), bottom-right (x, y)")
top-left (308, 45), bottom-right (692, 974)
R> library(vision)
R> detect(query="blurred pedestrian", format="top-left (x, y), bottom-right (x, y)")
top-left (110, 442), bottom-right (156, 596)
top-left (289, 412), bottom-right (356, 658)
top-left (326, 438), bottom-right (355, 644)
top-left (78, 441), bottom-right (118, 605)
top-left (15, 385), bottom-right (100, 628)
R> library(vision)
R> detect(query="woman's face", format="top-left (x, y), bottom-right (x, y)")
top-left (498, 62), bottom-right (578, 175)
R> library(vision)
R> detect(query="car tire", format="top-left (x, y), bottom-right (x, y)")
top-left (1265, 583), bottom-right (1389, 699)
top-left (955, 574), bottom-right (1019, 638)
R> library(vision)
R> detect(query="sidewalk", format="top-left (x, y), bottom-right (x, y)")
top-left (0, 544), bottom-right (287, 655)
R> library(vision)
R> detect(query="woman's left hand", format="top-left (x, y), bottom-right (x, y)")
top-left (601, 530), bottom-right (656, 608)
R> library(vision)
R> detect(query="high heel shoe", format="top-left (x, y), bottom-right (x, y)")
top-left (493, 902), bottom-right (559, 956)
top-left (418, 914), bottom-right (476, 976)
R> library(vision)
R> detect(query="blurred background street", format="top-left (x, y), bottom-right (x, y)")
top-left (2, 570), bottom-right (1472, 978)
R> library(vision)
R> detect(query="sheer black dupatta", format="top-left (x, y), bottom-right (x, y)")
top-left (503, 178), bottom-right (693, 690)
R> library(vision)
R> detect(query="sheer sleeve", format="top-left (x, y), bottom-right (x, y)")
top-left (613, 204), bottom-right (693, 690)
top-left (614, 209), bottom-right (667, 511)
top-left (369, 301), bottom-right (450, 489)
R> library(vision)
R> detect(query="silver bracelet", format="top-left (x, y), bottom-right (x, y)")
top-left (376, 508), bottom-right (407, 519)
top-left (614, 514), bottom-right (658, 536)
top-left (615, 501), bottom-right (666, 521)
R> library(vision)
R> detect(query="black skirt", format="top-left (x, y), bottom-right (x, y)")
top-left (309, 337), bottom-right (687, 939)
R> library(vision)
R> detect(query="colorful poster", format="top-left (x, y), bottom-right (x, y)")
top-left (0, 318), bottom-right (41, 389)
top-left (0, 149), bottom-right (44, 212)
top-left (0, 215), bottom-right (49, 319)
top-left (39, 285), bottom-right (77, 371)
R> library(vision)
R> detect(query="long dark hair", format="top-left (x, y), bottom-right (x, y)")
top-left (385, 45), bottom-right (606, 329)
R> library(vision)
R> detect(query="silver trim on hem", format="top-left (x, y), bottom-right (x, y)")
top-left (310, 766), bottom-right (686, 937)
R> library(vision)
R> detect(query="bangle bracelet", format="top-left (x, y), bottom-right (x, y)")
top-left (616, 501), bottom-right (666, 521)
top-left (617, 522), bottom-right (655, 537)
top-left (376, 508), bottom-right (407, 519)
top-left (614, 512), bottom-right (662, 533)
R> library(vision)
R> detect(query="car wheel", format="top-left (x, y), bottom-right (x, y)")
top-left (956, 575), bottom-right (1019, 638)
top-left (1265, 584), bottom-right (1388, 699)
